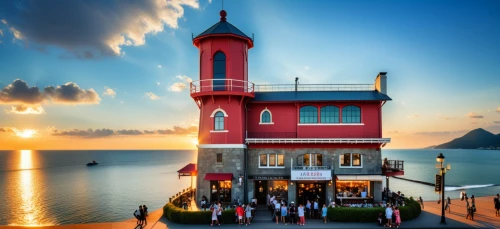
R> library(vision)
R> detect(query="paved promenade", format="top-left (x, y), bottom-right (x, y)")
top-left (2, 196), bottom-right (499, 229)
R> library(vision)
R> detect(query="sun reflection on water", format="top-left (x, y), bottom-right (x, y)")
top-left (14, 150), bottom-right (54, 226)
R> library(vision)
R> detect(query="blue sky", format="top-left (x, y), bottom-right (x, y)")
top-left (0, 0), bottom-right (499, 149)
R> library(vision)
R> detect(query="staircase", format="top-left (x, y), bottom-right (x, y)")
top-left (251, 205), bottom-right (273, 223)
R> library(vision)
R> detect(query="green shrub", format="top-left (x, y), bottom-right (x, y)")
top-left (327, 197), bottom-right (421, 222)
top-left (163, 202), bottom-right (236, 224)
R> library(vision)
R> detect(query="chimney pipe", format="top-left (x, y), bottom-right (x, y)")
top-left (375, 72), bottom-right (387, 94)
top-left (295, 77), bottom-right (299, 92)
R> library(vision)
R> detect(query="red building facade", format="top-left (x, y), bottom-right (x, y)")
top-left (191, 10), bottom-right (403, 207)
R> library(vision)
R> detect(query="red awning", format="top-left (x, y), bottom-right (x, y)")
top-left (204, 173), bottom-right (233, 181)
top-left (177, 163), bottom-right (197, 176)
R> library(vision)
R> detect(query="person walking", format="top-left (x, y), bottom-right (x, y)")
top-left (245, 204), bottom-right (252, 225)
top-left (289, 202), bottom-right (296, 224)
top-left (494, 194), bottom-right (500, 217)
top-left (445, 196), bottom-right (451, 213)
top-left (274, 200), bottom-right (281, 224)
top-left (143, 205), bottom-right (148, 217)
top-left (385, 204), bottom-right (393, 228)
top-left (394, 206), bottom-right (401, 228)
top-left (236, 204), bottom-right (245, 225)
top-left (321, 204), bottom-right (327, 223)
top-left (465, 196), bottom-right (471, 220)
top-left (313, 200), bottom-right (319, 219)
top-left (281, 203), bottom-right (288, 225)
top-left (139, 205), bottom-right (147, 227)
top-left (217, 202), bottom-right (223, 224)
top-left (298, 203), bottom-right (305, 226)
top-left (419, 196), bottom-right (424, 209)
top-left (305, 200), bottom-right (311, 219)
top-left (210, 203), bottom-right (219, 226)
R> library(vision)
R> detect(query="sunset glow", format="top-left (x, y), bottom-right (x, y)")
top-left (15, 129), bottom-right (36, 139)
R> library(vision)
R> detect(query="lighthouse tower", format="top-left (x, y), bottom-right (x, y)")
top-left (191, 10), bottom-right (254, 204)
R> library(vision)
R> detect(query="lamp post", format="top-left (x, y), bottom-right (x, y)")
top-left (436, 153), bottom-right (450, 224)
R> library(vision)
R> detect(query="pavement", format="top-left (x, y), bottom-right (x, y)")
top-left (2, 196), bottom-right (498, 229)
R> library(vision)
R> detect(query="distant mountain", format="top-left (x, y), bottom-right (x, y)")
top-left (422, 145), bottom-right (437, 149)
top-left (434, 128), bottom-right (500, 149)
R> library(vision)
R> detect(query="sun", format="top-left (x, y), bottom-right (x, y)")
top-left (191, 138), bottom-right (199, 146)
top-left (15, 129), bottom-right (36, 138)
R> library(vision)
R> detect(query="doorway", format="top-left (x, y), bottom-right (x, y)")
top-left (296, 182), bottom-right (327, 207)
top-left (254, 180), bottom-right (268, 205)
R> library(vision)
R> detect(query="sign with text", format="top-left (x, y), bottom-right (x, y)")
top-left (248, 175), bottom-right (290, 180)
top-left (435, 174), bottom-right (442, 192)
top-left (291, 170), bottom-right (332, 180)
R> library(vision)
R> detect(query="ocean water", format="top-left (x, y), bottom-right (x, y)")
top-left (0, 149), bottom-right (499, 226)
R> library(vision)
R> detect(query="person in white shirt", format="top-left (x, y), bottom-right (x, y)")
top-left (274, 200), bottom-right (281, 224)
top-left (298, 203), bottom-right (305, 225)
top-left (385, 204), bottom-right (393, 228)
top-left (313, 200), bottom-right (319, 219)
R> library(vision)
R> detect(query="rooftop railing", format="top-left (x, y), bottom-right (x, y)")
top-left (254, 84), bottom-right (375, 92)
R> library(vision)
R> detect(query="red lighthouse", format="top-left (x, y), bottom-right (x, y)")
top-left (191, 10), bottom-right (254, 204)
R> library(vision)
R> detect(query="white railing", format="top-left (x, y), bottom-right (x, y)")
top-left (254, 84), bottom-right (375, 92)
top-left (190, 79), bottom-right (254, 94)
top-left (245, 138), bottom-right (391, 144)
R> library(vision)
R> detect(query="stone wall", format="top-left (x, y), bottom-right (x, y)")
top-left (196, 148), bottom-right (245, 205)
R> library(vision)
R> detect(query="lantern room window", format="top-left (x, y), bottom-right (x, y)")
top-left (213, 51), bottom-right (226, 91)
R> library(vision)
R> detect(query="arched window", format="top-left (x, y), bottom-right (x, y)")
top-left (320, 106), bottom-right (339, 123)
top-left (260, 108), bottom-right (273, 124)
top-left (262, 111), bottom-right (271, 123)
top-left (213, 51), bottom-right (226, 91)
top-left (342, 105), bottom-right (361, 123)
top-left (214, 111), bottom-right (225, 130)
top-left (299, 106), bottom-right (318, 123)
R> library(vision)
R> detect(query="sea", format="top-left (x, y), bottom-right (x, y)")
top-left (0, 149), bottom-right (499, 226)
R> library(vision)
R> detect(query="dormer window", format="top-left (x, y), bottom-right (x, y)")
top-left (259, 108), bottom-right (274, 124)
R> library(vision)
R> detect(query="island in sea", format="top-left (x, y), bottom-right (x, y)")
top-left (428, 128), bottom-right (500, 150)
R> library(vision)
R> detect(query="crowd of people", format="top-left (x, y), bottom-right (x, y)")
top-left (133, 205), bottom-right (148, 227)
top-left (267, 194), bottom-right (330, 226)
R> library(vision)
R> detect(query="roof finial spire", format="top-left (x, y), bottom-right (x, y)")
top-left (222, 0), bottom-right (224, 10)
top-left (219, 7), bottom-right (227, 22)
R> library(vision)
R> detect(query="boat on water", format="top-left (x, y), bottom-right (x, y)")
top-left (87, 160), bottom-right (98, 166)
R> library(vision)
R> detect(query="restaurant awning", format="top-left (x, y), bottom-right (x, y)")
top-left (336, 175), bottom-right (384, 181)
top-left (177, 163), bottom-right (197, 176)
top-left (204, 173), bottom-right (233, 181)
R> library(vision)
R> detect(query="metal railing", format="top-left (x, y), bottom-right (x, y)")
top-left (387, 160), bottom-right (404, 171)
top-left (245, 138), bottom-right (391, 144)
top-left (190, 79), bottom-right (254, 94)
top-left (254, 84), bottom-right (375, 92)
top-left (292, 166), bottom-right (332, 170)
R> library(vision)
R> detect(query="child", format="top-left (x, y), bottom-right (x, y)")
top-left (245, 204), bottom-right (252, 225)
top-left (236, 204), bottom-right (244, 225)
top-left (298, 203), bottom-right (305, 226)
top-left (377, 212), bottom-right (383, 226)
top-left (394, 206), bottom-right (401, 228)
top-left (322, 204), bottom-right (327, 223)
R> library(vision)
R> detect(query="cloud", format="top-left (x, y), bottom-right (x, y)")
top-left (0, 79), bottom-right (100, 105)
top-left (406, 114), bottom-right (420, 119)
top-left (0, 29), bottom-right (3, 36)
top-left (116, 129), bottom-right (143, 135)
top-left (52, 128), bottom-right (115, 138)
top-left (467, 112), bottom-right (484, 119)
top-left (169, 75), bottom-right (192, 92)
top-left (414, 130), bottom-right (469, 136)
top-left (51, 126), bottom-right (198, 138)
top-left (0, 0), bottom-right (199, 58)
top-left (496, 107), bottom-right (500, 113)
top-left (494, 121), bottom-right (500, 124)
top-left (103, 87), bottom-right (116, 98)
top-left (6, 105), bottom-right (45, 114)
top-left (145, 92), bottom-right (160, 100)
top-left (158, 65), bottom-right (162, 68)
top-left (0, 127), bottom-right (14, 133)
top-left (169, 82), bottom-right (188, 92)
top-left (156, 126), bottom-right (197, 135)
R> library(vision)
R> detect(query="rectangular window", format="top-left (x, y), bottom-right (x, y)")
top-left (216, 153), bottom-right (223, 163)
top-left (316, 154), bottom-right (323, 166)
top-left (340, 153), bottom-right (351, 167)
top-left (352, 154), bottom-right (361, 166)
top-left (259, 154), bottom-right (285, 168)
top-left (260, 154), bottom-right (267, 167)
top-left (277, 154), bottom-right (285, 166)
top-left (303, 154), bottom-right (310, 166)
top-left (269, 154), bottom-right (276, 166)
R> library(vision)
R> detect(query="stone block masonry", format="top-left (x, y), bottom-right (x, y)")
top-left (196, 148), bottom-right (245, 205)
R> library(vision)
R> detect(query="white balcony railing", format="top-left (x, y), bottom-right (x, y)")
top-left (254, 84), bottom-right (375, 92)
top-left (190, 79), bottom-right (254, 94)
top-left (245, 138), bottom-right (391, 144)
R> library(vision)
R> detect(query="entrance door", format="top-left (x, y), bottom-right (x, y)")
top-left (296, 182), bottom-right (327, 207)
top-left (255, 180), bottom-right (268, 205)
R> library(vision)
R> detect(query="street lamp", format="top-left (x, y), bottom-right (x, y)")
top-left (436, 153), bottom-right (450, 224)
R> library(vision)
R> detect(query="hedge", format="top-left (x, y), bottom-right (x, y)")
top-left (327, 197), bottom-right (421, 222)
top-left (163, 202), bottom-right (236, 224)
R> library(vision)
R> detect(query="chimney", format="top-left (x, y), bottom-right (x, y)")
top-left (295, 77), bottom-right (299, 92)
top-left (375, 72), bottom-right (387, 94)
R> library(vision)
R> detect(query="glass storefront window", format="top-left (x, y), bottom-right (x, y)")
top-left (210, 180), bottom-right (232, 203)
top-left (268, 180), bottom-right (288, 202)
top-left (336, 181), bottom-right (370, 198)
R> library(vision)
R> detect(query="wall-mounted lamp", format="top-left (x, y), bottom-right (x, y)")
top-left (290, 182), bottom-right (294, 186)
